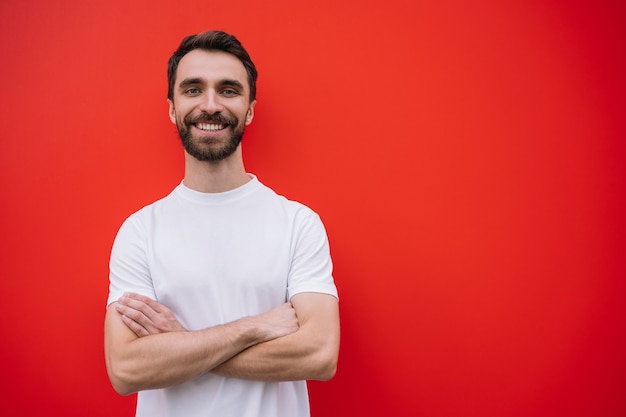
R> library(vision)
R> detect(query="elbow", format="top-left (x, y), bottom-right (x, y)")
top-left (112, 384), bottom-right (135, 397)
top-left (310, 347), bottom-right (339, 381)
top-left (316, 361), bottom-right (337, 381)
top-left (106, 360), bottom-right (139, 396)
top-left (110, 378), bottom-right (137, 397)
top-left (310, 330), bottom-right (340, 381)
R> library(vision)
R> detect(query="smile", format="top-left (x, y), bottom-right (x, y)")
top-left (195, 122), bottom-right (226, 132)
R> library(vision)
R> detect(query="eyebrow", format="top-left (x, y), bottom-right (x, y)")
top-left (178, 78), bottom-right (245, 90)
top-left (219, 79), bottom-right (245, 90)
top-left (178, 78), bottom-right (204, 89)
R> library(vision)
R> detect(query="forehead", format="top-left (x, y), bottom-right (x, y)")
top-left (176, 49), bottom-right (248, 89)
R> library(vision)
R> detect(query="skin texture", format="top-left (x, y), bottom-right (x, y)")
top-left (105, 299), bottom-right (300, 394)
top-left (114, 292), bottom-right (339, 382)
top-left (104, 49), bottom-right (340, 395)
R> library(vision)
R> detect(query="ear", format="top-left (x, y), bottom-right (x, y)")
top-left (245, 100), bottom-right (256, 126)
top-left (167, 99), bottom-right (176, 125)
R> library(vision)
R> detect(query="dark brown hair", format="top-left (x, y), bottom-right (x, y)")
top-left (167, 30), bottom-right (258, 102)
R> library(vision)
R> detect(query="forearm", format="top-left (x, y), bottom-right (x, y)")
top-left (212, 328), bottom-right (338, 381)
top-left (212, 293), bottom-right (340, 382)
top-left (105, 308), bottom-right (262, 395)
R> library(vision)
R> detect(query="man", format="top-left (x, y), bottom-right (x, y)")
top-left (104, 30), bottom-right (340, 417)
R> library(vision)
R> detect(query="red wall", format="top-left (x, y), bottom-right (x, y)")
top-left (1, 1), bottom-right (625, 416)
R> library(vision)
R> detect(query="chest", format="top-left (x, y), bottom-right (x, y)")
top-left (145, 205), bottom-right (295, 327)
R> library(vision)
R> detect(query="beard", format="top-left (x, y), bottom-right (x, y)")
top-left (176, 112), bottom-right (245, 162)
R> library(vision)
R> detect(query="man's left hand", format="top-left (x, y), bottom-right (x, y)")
top-left (115, 292), bottom-right (187, 337)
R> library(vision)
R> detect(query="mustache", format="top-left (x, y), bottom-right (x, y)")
top-left (186, 113), bottom-right (237, 125)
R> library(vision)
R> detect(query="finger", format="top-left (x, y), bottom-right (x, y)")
top-left (119, 295), bottom-right (160, 322)
top-left (123, 292), bottom-right (169, 315)
top-left (120, 313), bottom-right (149, 337)
top-left (116, 300), bottom-right (158, 333)
top-left (118, 294), bottom-right (187, 334)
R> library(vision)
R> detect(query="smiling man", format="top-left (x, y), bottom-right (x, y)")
top-left (172, 49), bottom-right (252, 164)
top-left (104, 31), bottom-right (340, 417)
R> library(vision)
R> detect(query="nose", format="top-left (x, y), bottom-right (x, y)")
top-left (199, 90), bottom-right (224, 114)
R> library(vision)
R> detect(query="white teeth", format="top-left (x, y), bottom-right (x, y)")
top-left (196, 123), bottom-right (225, 131)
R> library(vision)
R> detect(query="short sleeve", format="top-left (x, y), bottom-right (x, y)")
top-left (107, 214), bottom-right (157, 307)
top-left (287, 209), bottom-right (338, 300)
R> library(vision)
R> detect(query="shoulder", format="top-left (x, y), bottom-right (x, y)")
top-left (259, 183), bottom-right (322, 224)
top-left (115, 186), bottom-right (180, 234)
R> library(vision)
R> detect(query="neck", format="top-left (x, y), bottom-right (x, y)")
top-left (182, 148), bottom-right (250, 193)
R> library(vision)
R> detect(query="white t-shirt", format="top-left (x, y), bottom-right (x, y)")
top-left (108, 175), bottom-right (338, 417)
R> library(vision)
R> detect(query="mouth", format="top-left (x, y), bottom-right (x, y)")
top-left (195, 122), bottom-right (226, 132)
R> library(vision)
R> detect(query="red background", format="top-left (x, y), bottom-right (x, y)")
top-left (1, 1), bottom-right (625, 416)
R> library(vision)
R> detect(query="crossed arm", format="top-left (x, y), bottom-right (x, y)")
top-left (104, 292), bottom-right (339, 395)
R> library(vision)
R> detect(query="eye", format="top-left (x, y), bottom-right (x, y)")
top-left (221, 88), bottom-right (240, 97)
top-left (184, 88), bottom-right (201, 95)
